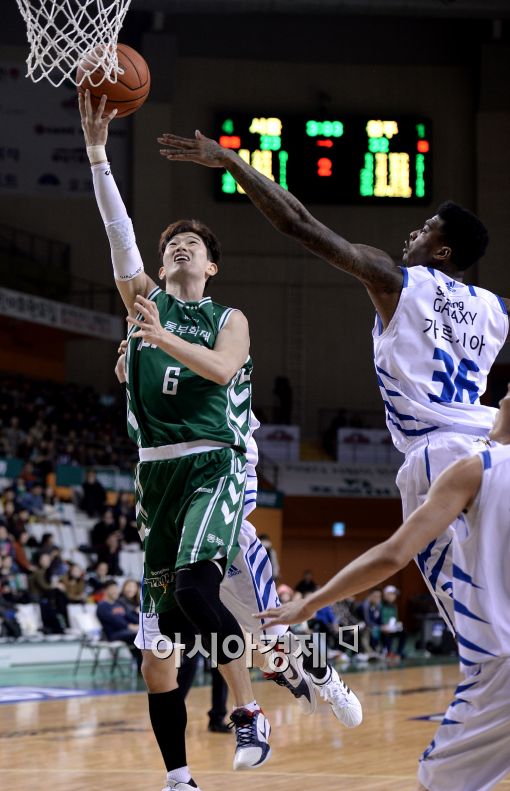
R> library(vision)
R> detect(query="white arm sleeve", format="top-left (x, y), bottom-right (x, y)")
top-left (91, 163), bottom-right (144, 281)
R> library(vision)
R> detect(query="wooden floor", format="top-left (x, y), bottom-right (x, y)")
top-left (1, 663), bottom-right (509, 791)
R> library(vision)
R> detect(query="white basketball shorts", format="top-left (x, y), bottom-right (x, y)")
top-left (396, 430), bottom-right (491, 633)
top-left (418, 657), bottom-right (510, 791)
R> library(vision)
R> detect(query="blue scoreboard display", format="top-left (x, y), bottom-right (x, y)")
top-left (216, 114), bottom-right (431, 204)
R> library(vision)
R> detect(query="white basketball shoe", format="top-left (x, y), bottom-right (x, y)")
top-left (310, 665), bottom-right (363, 728)
top-left (162, 780), bottom-right (201, 791)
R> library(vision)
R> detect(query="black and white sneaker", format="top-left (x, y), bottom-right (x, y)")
top-left (230, 707), bottom-right (272, 770)
top-left (265, 647), bottom-right (317, 714)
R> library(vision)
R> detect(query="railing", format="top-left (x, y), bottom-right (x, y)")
top-left (0, 222), bottom-right (122, 314)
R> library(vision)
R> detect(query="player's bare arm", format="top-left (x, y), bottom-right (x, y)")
top-left (158, 131), bottom-right (403, 325)
top-left (258, 455), bottom-right (482, 627)
top-left (127, 295), bottom-right (250, 385)
top-left (79, 90), bottom-right (156, 314)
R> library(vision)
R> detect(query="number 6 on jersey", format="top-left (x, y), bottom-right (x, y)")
top-left (163, 366), bottom-right (181, 395)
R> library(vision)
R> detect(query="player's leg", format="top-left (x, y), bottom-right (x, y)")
top-left (135, 608), bottom-right (201, 791)
top-left (174, 449), bottom-right (271, 770)
top-left (174, 558), bottom-right (271, 770)
top-left (135, 462), bottom-right (203, 791)
top-left (220, 520), bottom-right (317, 713)
top-left (417, 658), bottom-right (510, 791)
top-left (221, 519), bottom-right (362, 727)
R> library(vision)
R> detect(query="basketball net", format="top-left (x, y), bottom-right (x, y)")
top-left (15, 0), bottom-right (132, 87)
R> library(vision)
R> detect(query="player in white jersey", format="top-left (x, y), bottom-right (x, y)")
top-left (156, 131), bottom-right (509, 635)
top-left (259, 384), bottom-right (510, 791)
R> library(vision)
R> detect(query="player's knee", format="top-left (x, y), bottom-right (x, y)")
top-left (174, 562), bottom-right (222, 633)
top-left (174, 561), bottom-right (244, 665)
top-left (141, 648), bottom-right (178, 693)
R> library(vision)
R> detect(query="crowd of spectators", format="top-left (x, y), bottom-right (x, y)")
top-left (0, 374), bottom-right (136, 473)
top-left (0, 469), bottom-right (141, 640)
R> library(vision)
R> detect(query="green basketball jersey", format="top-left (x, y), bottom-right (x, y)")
top-left (125, 286), bottom-right (252, 451)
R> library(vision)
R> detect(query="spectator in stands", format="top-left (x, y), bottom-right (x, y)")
top-left (81, 470), bottom-right (106, 518)
top-left (40, 532), bottom-right (57, 553)
top-left (28, 552), bottom-right (68, 633)
top-left (381, 585), bottom-right (407, 660)
top-left (309, 601), bottom-right (339, 650)
top-left (11, 530), bottom-right (35, 573)
top-left (60, 563), bottom-right (86, 604)
top-left (277, 583), bottom-right (293, 604)
top-left (114, 491), bottom-right (136, 524)
top-left (49, 547), bottom-right (68, 578)
top-left (259, 534), bottom-right (280, 581)
top-left (0, 525), bottom-right (14, 560)
top-left (19, 462), bottom-right (38, 485)
top-left (295, 570), bottom-right (318, 596)
top-left (3, 416), bottom-right (25, 456)
top-left (18, 483), bottom-right (45, 517)
top-left (0, 592), bottom-right (21, 638)
top-left (360, 589), bottom-right (383, 653)
top-left (90, 508), bottom-right (116, 553)
top-left (1, 554), bottom-right (29, 604)
top-left (86, 560), bottom-right (110, 599)
top-left (1, 502), bottom-right (22, 539)
top-left (117, 513), bottom-right (140, 547)
top-left (118, 579), bottom-right (140, 618)
top-left (97, 532), bottom-right (123, 576)
top-left (96, 579), bottom-right (140, 667)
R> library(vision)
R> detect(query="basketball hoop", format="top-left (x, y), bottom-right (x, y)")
top-left (15, 0), bottom-right (132, 87)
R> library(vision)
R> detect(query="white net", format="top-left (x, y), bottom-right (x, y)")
top-left (15, 0), bottom-right (132, 87)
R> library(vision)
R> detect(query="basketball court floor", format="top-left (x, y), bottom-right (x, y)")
top-left (2, 661), bottom-right (509, 791)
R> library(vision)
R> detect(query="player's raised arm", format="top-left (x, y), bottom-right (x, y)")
top-left (127, 296), bottom-right (249, 385)
top-left (257, 455), bottom-right (482, 626)
top-left (158, 131), bottom-right (403, 320)
top-left (79, 90), bottom-right (156, 314)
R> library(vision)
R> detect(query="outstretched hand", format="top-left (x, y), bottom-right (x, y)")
top-left (158, 130), bottom-right (228, 168)
top-left (78, 90), bottom-right (117, 147)
top-left (255, 599), bottom-right (315, 627)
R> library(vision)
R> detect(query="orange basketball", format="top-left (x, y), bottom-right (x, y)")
top-left (76, 43), bottom-right (150, 118)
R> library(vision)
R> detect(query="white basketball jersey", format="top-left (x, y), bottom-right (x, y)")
top-left (373, 266), bottom-right (508, 453)
top-left (244, 411), bottom-right (260, 515)
top-left (454, 445), bottom-right (510, 671)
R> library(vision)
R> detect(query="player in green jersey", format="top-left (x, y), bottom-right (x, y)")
top-left (80, 92), bottom-right (271, 789)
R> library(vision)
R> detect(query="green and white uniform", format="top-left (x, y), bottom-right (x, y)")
top-left (126, 286), bottom-right (252, 614)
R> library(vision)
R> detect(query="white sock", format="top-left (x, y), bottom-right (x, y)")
top-left (167, 766), bottom-right (192, 784)
top-left (234, 699), bottom-right (258, 713)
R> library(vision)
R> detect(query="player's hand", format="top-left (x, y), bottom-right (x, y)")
top-left (117, 339), bottom-right (128, 356)
top-left (255, 600), bottom-right (315, 627)
top-left (78, 90), bottom-right (117, 147)
top-left (126, 295), bottom-right (166, 346)
top-left (158, 130), bottom-right (228, 168)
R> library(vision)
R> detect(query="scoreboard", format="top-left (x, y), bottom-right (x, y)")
top-left (216, 114), bottom-right (431, 204)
